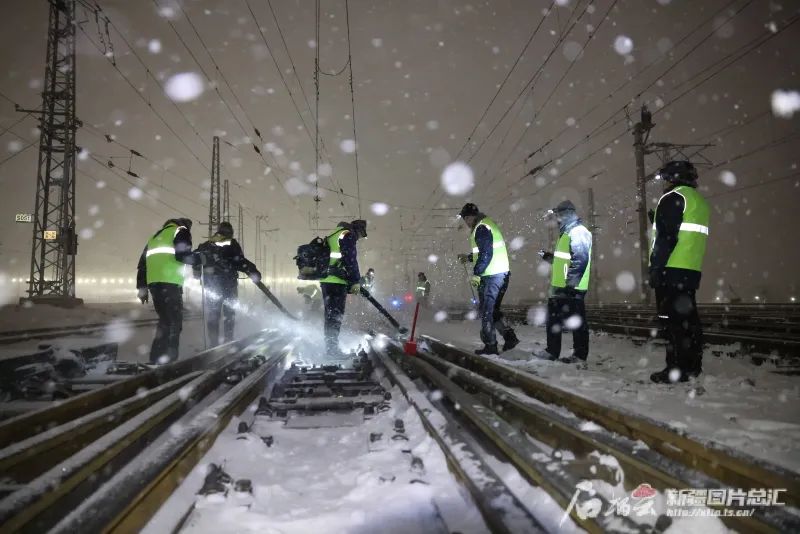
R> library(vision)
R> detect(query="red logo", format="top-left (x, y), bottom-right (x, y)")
top-left (632, 483), bottom-right (657, 499)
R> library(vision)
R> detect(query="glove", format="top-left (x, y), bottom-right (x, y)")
top-left (249, 270), bottom-right (262, 284)
top-left (562, 286), bottom-right (577, 297)
top-left (648, 209), bottom-right (655, 224)
top-left (648, 269), bottom-right (663, 289)
top-left (457, 253), bottom-right (473, 264)
top-left (137, 288), bottom-right (149, 304)
top-left (538, 250), bottom-right (554, 262)
top-left (470, 275), bottom-right (481, 288)
top-left (349, 283), bottom-right (362, 295)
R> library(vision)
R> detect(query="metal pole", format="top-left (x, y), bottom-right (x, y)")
top-left (633, 105), bottom-right (653, 304)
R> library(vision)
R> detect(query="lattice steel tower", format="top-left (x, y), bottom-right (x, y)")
top-left (208, 135), bottom-right (221, 237)
top-left (20, 0), bottom-right (81, 306)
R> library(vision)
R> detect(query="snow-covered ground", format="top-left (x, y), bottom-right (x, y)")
top-left (419, 316), bottom-right (800, 473)
top-left (146, 372), bottom-right (488, 533)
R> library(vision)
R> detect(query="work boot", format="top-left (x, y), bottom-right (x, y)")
top-left (502, 332), bottom-right (520, 352)
top-left (475, 344), bottom-right (499, 356)
top-left (531, 348), bottom-right (558, 361)
top-left (650, 367), bottom-right (688, 384)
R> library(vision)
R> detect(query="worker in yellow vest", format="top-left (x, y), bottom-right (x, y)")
top-left (648, 161), bottom-right (709, 384)
top-left (533, 200), bottom-right (592, 363)
top-left (320, 219), bottom-right (367, 357)
top-left (136, 218), bottom-right (202, 364)
top-left (457, 203), bottom-right (519, 355)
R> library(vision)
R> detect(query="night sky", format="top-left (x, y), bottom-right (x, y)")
top-left (0, 0), bottom-right (798, 303)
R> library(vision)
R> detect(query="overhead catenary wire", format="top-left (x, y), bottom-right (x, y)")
top-left (75, 21), bottom-right (210, 173)
top-left (344, 0), bottom-right (362, 218)
top-left (491, 0), bottom-right (749, 185)
top-left (412, 0), bottom-right (584, 235)
top-left (493, 8), bottom-right (798, 210)
top-left (478, 0), bottom-right (619, 198)
top-left (243, 0), bottom-right (352, 214)
top-left (92, 2), bottom-right (212, 156)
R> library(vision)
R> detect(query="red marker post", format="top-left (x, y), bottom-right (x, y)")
top-left (404, 301), bottom-right (421, 355)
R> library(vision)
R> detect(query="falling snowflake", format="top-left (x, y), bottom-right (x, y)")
top-left (441, 161), bottom-right (474, 196)
top-left (164, 72), bottom-right (204, 102)
top-left (615, 271), bottom-right (636, 293)
top-left (434, 310), bottom-right (448, 322)
top-left (719, 170), bottom-right (736, 187)
top-left (509, 236), bottom-right (525, 251)
top-left (527, 306), bottom-right (547, 326)
top-left (128, 187), bottom-right (143, 200)
top-left (613, 35), bottom-right (633, 55)
top-left (426, 120), bottom-right (439, 130)
top-left (339, 139), bottom-right (357, 153)
top-left (6, 140), bottom-right (22, 153)
top-left (771, 89), bottom-right (800, 118)
top-left (370, 202), bottom-right (389, 216)
top-left (371, 38), bottom-right (383, 48)
top-left (148, 39), bottom-right (162, 54)
top-left (427, 254), bottom-right (438, 263)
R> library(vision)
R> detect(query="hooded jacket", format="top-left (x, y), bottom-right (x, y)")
top-left (193, 233), bottom-right (259, 286)
top-left (557, 211), bottom-right (592, 292)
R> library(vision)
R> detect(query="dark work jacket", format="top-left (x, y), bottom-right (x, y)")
top-left (136, 223), bottom-right (197, 289)
top-left (193, 236), bottom-right (259, 287)
top-left (473, 224), bottom-right (494, 276)
top-left (649, 185), bottom-right (702, 290)
top-left (334, 223), bottom-right (361, 285)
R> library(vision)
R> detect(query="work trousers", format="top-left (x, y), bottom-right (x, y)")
top-left (322, 282), bottom-right (348, 353)
top-left (204, 278), bottom-right (238, 346)
top-left (149, 282), bottom-right (183, 364)
top-left (655, 286), bottom-right (703, 373)
top-left (546, 292), bottom-right (589, 360)
top-left (477, 273), bottom-right (514, 346)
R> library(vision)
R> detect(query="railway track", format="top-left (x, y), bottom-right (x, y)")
top-left (0, 328), bottom-right (290, 532)
top-left (0, 314), bottom-right (200, 346)
top-left (379, 335), bottom-right (798, 532)
top-left (2, 325), bottom-right (797, 532)
top-left (447, 303), bottom-right (800, 358)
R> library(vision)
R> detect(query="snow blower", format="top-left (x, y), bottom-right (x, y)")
top-left (254, 280), bottom-right (299, 321)
top-left (360, 287), bottom-right (408, 335)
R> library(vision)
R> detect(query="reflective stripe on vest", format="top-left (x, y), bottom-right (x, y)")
top-left (320, 227), bottom-right (350, 285)
top-left (145, 224), bottom-right (186, 286)
top-left (468, 217), bottom-right (510, 276)
top-left (650, 185), bottom-right (709, 272)
top-left (550, 225), bottom-right (591, 290)
top-left (213, 240), bottom-right (232, 247)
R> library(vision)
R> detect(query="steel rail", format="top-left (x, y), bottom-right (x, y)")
top-left (413, 340), bottom-right (798, 533)
top-left (370, 340), bottom-right (547, 534)
top-left (421, 336), bottom-right (800, 509)
top-left (372, 340), bottom-right (643, 533)
top-left (0, 330), bottom-right (273, 448)
top-left (51, 341), bottom-right (292, 533)
top-left (0, 330), bottom-right (290, 532)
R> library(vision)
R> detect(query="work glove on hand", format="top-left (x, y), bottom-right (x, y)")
top-left (457, 253), bottom-right (473, 264)
top-left (137, 288), bottom-right (149, 304)
top-left (249, 270), bottom-right (262, 284)
top-left (538, 250), bottom-right (554, 262)
top-left (648, 269), bottom-right (663, 289)
top-left (470, 275), bottom-right (481, 288)
top-left (349, 283), bottom-right (362, 295)
top-left (647, 209), bottom-right (655, 224)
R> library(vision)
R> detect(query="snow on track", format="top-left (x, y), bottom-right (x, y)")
top-left (421, 318), bottom-right (800, 472)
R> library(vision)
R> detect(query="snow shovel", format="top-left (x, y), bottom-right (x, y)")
top-left (359, 287), bottom-right (409, 334)
top-left (254, 280), bottom-right (298, 320)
